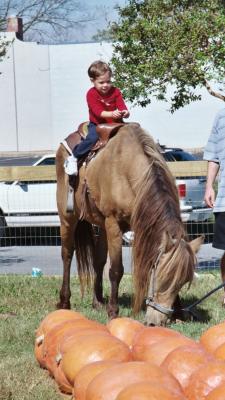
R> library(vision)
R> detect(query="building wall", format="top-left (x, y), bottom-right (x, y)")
top-left (0, 33), bottom-right (223, 151)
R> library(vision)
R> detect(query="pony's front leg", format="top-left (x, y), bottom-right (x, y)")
top-left (105, 216), bottom-right (124, 319)
top-left (92, 228), bottom-right (108, 309)
top-left (57, 217), bottom-right (77, 309)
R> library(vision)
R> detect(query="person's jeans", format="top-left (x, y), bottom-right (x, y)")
top-left (72, 122), bottom-right (98, 158)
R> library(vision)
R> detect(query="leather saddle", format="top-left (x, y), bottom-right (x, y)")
top-left (62, 121), bottom-right (125, 156)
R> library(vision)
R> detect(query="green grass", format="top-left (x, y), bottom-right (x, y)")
top-left (0, 272), bottom-right (225, 399)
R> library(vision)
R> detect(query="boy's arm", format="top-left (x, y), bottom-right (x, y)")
top-left (100, 110), bottom-right (123, 120)
top-left (115, 89), bottom-right (130, 118)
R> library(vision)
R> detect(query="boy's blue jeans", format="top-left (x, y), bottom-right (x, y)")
top-left (72, 122), bottom-right (98, 158)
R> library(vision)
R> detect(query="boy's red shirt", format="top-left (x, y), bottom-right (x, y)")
top-left (86, 86), bottom-right (128, 124)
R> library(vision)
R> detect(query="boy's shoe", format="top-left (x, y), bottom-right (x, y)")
top-left (64, 155), bottom-right (78, 176)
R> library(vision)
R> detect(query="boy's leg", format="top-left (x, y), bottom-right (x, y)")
top-left (64, 123), bottom-right (98, 176)
top-left (73, 123), bottom-right (98, 158)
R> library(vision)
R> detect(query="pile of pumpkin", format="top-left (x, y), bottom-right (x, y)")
top-left (34, 309), bottom-right (225, 399)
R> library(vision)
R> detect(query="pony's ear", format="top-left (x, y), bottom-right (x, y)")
top-left (189, 235), bottom-right (204, 253)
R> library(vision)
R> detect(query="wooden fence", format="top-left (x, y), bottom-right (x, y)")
top-left (0, 161), bottom-right (208, 182)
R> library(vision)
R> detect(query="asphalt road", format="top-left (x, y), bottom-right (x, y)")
top-left (0, 244), bottom-right (223, 276)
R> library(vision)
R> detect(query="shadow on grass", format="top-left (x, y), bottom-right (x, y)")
top-left (118, 293), bottom-right (133, 309)
top-left (180, 294), bottom-right (211, 323)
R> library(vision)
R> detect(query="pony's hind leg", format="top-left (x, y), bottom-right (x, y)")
top-left (92, 227), bottom-right (108, 309)
top-left (57, 216), bottom-right (77, 309)
top-left (105, 216), bottom-right (124, 319)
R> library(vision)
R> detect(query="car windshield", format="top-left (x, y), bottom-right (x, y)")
top-left (163, 151), bottom-right (196, 162)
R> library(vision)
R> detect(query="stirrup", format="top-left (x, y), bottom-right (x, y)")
top-left (66, 185), bottom-right (74, 212)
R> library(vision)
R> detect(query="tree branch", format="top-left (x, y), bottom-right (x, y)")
top-left (204, 80), bottom-right (225, 102)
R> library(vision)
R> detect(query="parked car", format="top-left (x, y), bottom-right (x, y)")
top-left (160, 145), bottom-right (212, 223)
top-left (0, 154), bottom-right (58, 238)
top-left (0, 147), bottom-right (212, 239)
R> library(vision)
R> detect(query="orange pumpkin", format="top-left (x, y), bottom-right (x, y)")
top-left (185, 360), bottom-right (225, 400)
top-left (214, 341), bottom-right (225, 360)
top-left (205, 383), bottom-right (225, 399)
top-left (161, 344), bottom-right (214, 390)
top-left (56, 321), bottom-right (109, 360)
top-left (132, 326), bottom-right (184, 361)
top-left (74, 360), bottom-right (120, 400)
top-left (43, 319), bottom-right (108, 376)
top-left (86, 361), bottom-right (184, 400)
top-left (54, 328), bottom-right (110, 392)
top-left (133, 333), bottom-right (197, 365)
top-left (107, 317), bottom-right (145, 348)
top-left (61, 333), bottom-right (132, 385)
top-left (54, 362), bottom-right (73, 394)
top-left (200, 322), bottom-right (225, 354)
top-left (116, 381), bottom-right (187, 400)
top-left (34, 309), bottom-right (85, 367)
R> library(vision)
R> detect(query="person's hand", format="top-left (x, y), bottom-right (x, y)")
top-left (112, 109), bottom-right (123, 120)
top-left (204, 186), bottom-right (215, 208)
top-left (121, 110), bottom-right (130, 118)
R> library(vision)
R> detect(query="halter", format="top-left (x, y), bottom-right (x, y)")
top-left (145, 245), bottom-right (174, 316)
top-left (146, 241), bottom-right (225, 319)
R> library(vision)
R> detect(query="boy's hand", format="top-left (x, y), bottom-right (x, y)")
top-left (121, 110), bottom-right (130, 118)
top-left (112, 109), bottom-right (123, 119)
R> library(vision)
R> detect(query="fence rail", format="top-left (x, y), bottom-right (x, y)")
top-left (0, 160), bottom-right (208, 181)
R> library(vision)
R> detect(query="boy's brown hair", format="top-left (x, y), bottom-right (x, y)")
top-left (88, 60), bottom-right (112, 80)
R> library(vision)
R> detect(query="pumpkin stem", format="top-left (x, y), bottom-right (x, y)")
top-left (36, 334), bottom-right (44, 345)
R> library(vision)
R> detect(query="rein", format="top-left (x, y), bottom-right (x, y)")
top-left (145, 245), bottom-right (225, 318)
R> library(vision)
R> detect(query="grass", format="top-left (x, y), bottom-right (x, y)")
top-left (0, 271), bottom-right (225, 399)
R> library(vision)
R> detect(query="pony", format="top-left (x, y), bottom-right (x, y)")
top-left (56, 123), bottom-right (202, 326)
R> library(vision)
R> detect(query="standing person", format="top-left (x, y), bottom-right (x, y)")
top-left (204, 107), bottom-right (225, 304)
top-left (64, 60), bottom-right (130, 175)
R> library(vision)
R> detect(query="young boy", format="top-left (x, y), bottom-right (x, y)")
top-left (64, 60), bottom-right (130, 175)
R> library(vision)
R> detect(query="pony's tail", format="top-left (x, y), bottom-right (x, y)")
top-left (74, 220), bottom-right (95, 295)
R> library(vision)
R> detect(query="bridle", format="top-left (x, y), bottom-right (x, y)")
top-left (145, 241), bottom-right (225, 319)
top-left (145, 245), bottom-right (174, 316)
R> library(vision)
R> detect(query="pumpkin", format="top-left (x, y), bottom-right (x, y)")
top-left (61, 333), bottom-right (132, 385)
top-left (161, 344), bottom-right (214, 390)
top-left (74, 360), bottom-right (120, 400)
top-left (86, 361), bottom-right (184, 400)
top-left (200, 322), bottom-right (225, 353)
top-left (205, 383), bottom-right (225, 399)
top-left (54, 362), bottom-right (73, 394)
top-left (34, 309), bottom-right (85, 367)
top-left (54, 328), bottom-right (110, 391)
top-left (115, 381), bottom-right (187, 400)
top-left (43, 319), bottom-right (108, 375)
top-left (107, 317), bottom-right (145, 348)
top-left (133, 333), bottom-right (197, 365)
top-left (184, 360), bottom-right (225, 400)
top-left (132, 326), bottom-right (184, 360)
top-left (214, 341), bottom-right (225, 360)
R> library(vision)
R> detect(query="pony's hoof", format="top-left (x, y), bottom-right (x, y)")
top-left (92, 300), bottom-right (104, 310)
top-left (56, 302), bottom-right (71, 310)
top-left (107, 306), bottom-right (119, 320)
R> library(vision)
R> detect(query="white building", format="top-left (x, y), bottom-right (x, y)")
top-left (0, 32), bottom-right (223, 152)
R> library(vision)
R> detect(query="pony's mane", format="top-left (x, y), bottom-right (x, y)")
top-left (130, 126), bottom-right (194, 311)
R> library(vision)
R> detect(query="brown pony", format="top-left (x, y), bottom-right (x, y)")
top-left (56, 123), bottom-right (202, 326)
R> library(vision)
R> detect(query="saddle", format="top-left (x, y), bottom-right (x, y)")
top-left (62, 121), bottom-right (125, 156)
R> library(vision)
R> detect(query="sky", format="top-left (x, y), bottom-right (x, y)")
top-left (65, 0), bottom-right (128, 42)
